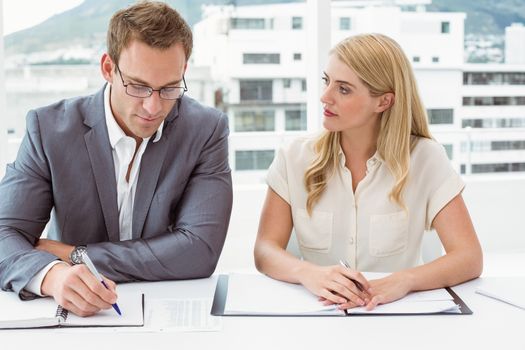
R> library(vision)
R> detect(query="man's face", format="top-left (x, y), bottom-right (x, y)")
top-left (101, 40), bottom-right (187, 140)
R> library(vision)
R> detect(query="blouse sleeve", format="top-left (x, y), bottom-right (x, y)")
top-left (266, 146), bottom-right (291, 204)
top-left (423, 141), bottom-right (465, 230)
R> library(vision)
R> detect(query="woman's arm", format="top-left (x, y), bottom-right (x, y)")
top-left (254, 188), bottom-right (370, 307)
top-left (361, 193), bottom-right (482, 309)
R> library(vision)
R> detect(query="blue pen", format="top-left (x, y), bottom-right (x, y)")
top-left (81, 251), bottom-right (122, 316)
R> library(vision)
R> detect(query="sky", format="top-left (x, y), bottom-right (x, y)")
top-left (2, 0), bottom-right (84, 36)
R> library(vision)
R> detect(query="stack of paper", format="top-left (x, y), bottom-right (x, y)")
top-left (221, 273), bottom-right (464, 316)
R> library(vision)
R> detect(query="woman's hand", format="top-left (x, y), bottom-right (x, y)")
top-left (298, 264), bottom-right (371, 308)
top-left (364, 271), bottom-right (414, 310)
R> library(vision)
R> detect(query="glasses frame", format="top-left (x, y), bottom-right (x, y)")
top-left (115, 64), bottom-right (188, 100)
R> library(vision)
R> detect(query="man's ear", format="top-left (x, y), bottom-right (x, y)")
top-left (100, 53), bottom-right (114, 83)
top-left (376, 92), bottom-right (395, 113)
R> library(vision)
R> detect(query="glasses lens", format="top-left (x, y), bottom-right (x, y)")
top-left (126, 84), bottom-right (152, 98)
top-left (160, 87), bottom-right (185, 100)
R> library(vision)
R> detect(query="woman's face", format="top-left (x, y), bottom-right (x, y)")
top-left (320, 54), bottom-right (384, 134)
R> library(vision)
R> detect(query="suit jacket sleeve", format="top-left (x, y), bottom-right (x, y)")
top-left (86, 113), bottom-right (233, 282)
top-left (0, 110), bottom-right (59, 299)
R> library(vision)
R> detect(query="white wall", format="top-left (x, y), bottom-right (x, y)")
top-left (463, 175), bottom-right (525, 253)
top-left (0, 0), bottom-right (7, 178)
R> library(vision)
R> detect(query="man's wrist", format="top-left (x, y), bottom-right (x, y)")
top-left (69, 245), bottom-right (87, 265)
top-left (41, 262), bottom-right (69, 297)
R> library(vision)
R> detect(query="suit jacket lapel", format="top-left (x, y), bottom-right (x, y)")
top-left (132, 97), bottom-right (180, 239)
top-left (132, 134), bottom-right (169, 239)
top-left (83, 86), bottom-right (120, 242)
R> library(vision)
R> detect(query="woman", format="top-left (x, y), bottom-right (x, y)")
top-left (254, 33), bottom-right (482, 310)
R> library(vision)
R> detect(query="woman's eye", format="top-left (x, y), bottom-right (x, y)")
top-left (339, 86), bottom-right (350, 94)
top-left (321, 77), bottom-right (328, 85)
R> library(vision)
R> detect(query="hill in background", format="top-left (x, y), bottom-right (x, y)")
top-left (4, 0), bottom-right (524, 56)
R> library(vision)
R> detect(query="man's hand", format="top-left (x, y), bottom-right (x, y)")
top-left (41, 263), bottom-right (118, 317)
top-left (35, 239), bottom-right (74, 263)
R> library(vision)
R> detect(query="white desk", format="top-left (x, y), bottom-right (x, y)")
top-left (3, 255), bottom-right (525, 350)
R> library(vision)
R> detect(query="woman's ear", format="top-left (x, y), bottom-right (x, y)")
top-left (376, 92), bottom-right (395, 113)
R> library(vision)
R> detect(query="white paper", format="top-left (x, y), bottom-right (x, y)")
top-left (64, 292), bottom-right (144, 326)
top-left (146, 298), bottom-right (222, 331)
top-left (476, 279), bottom-right (525, 310)
top-left (0, 290), bottom-right (143, 329)
top-left (225, 273), bottom-right (341, 315)
top-left (348, 300), bottom-right (460, 314)
top-left (224, 273), bottom-right (461, 315)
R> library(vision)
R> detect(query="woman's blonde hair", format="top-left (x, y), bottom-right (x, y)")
top-left (305, 33), bottom-right (432, 214)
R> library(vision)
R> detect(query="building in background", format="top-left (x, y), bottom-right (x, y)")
top-left (193, 0), bottom-right (525, 184)
top-left (505, 23), bottom-right (525, 64)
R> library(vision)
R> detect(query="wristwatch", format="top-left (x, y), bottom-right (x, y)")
top-left (69, 245), bottom-right (87, 265)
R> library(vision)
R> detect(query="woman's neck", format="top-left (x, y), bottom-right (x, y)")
top-left (340, 123), bottom-right (380, 161)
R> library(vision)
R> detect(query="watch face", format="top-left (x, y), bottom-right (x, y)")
top-left (71, 246), bottom-right (86, 264)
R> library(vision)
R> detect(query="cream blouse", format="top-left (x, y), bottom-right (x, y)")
top-left (266, 134), bottom-right (464, 272)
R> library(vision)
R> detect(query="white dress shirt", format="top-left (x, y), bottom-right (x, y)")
top-left (26, 84), bottom-right (163, 295)
top-left (266, 134), bottom-right (464, 272)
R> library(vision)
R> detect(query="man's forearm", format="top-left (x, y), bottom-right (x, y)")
top-left (86, 228), bottom-right (226, 282)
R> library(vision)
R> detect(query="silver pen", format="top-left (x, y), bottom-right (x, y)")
top-left (81, 251), bottom-right (122, 316)
top-left (339, 259), bottom-right (365, 292)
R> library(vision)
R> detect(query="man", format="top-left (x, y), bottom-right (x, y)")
top-left (0, 1), bottom-right (232, 317)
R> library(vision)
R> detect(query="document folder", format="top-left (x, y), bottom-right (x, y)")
top-left (211, 274), bottom-right (472, 316)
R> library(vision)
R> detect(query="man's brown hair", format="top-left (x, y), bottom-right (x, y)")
top-left (107, 1), bottom-right (193, 64)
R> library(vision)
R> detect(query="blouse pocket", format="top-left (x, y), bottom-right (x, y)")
top-left (369, 211), bottom-right (408, 257)
top-left (294, 208), bottom-right (333, 252)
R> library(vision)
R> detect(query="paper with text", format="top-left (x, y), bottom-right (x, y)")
top-left (146, 298), bottom-right (221, 331)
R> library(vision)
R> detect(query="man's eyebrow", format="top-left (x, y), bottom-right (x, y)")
top-left (123, 72), bottom-right (183, 87)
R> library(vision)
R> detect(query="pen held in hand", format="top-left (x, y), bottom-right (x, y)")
top-left (339, 259), bottom-right (365, 292)
top-left (81, 251), bottom-right (122, 316)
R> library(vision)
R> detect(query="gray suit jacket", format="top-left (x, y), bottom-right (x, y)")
top-left (0, 86), bottom-right (233, 299)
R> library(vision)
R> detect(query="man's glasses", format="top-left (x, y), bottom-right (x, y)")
top-left (115, 64), bottom-right (187, 100)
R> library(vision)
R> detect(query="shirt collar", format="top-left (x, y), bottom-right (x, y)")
top-left (337, 142), bottom-right (383, 168)
top-left (103, 84), bottom-right (164, 149)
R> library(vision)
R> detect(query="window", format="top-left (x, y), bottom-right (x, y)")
top-left (463, 96), bottom-right (525, 106)
top-left (442, 144), bottom-right (453, 160)
top-left (285, 109), bottom-right (307, 131)
top-left (462, 162), bottom-right (525, 174)
top-left (283, 79), bottom-right (291, 88)
top-left (441, 21), bottom-right (450, 33)
top-left (243, 53), bottom-right (280, 64)
top-left (301, 79), bottom-right (307, 92)
top-left (293, 53), bottom-right (302, 61)
top-left (427, 109), bottom-right (453, 124)
top-left (413, 56), bottom-right (420, 63)
top-left (235, 150), bottom-right (275, 171)
top-left (462, 118), bottom-right (525, 128)
top-left (491, 140), bottom-right (525, 151)
top-left (463, 72), bottom-right (525, 85)
top-left (230, 18), bottom-right (266, 30)
top-left (292, 16), bottom-right (303, 30)
top-left (340, 17), bottom-right (351, 30)
top-left (234, 110), bottom-right (275, 132)
top-left (432, 56), bottom-right (439, 63)
top-left (239, 80), bottom-right (273, 102)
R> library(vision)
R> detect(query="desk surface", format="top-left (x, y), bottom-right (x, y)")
top-left (3, 254), bottom-right (525, 350)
